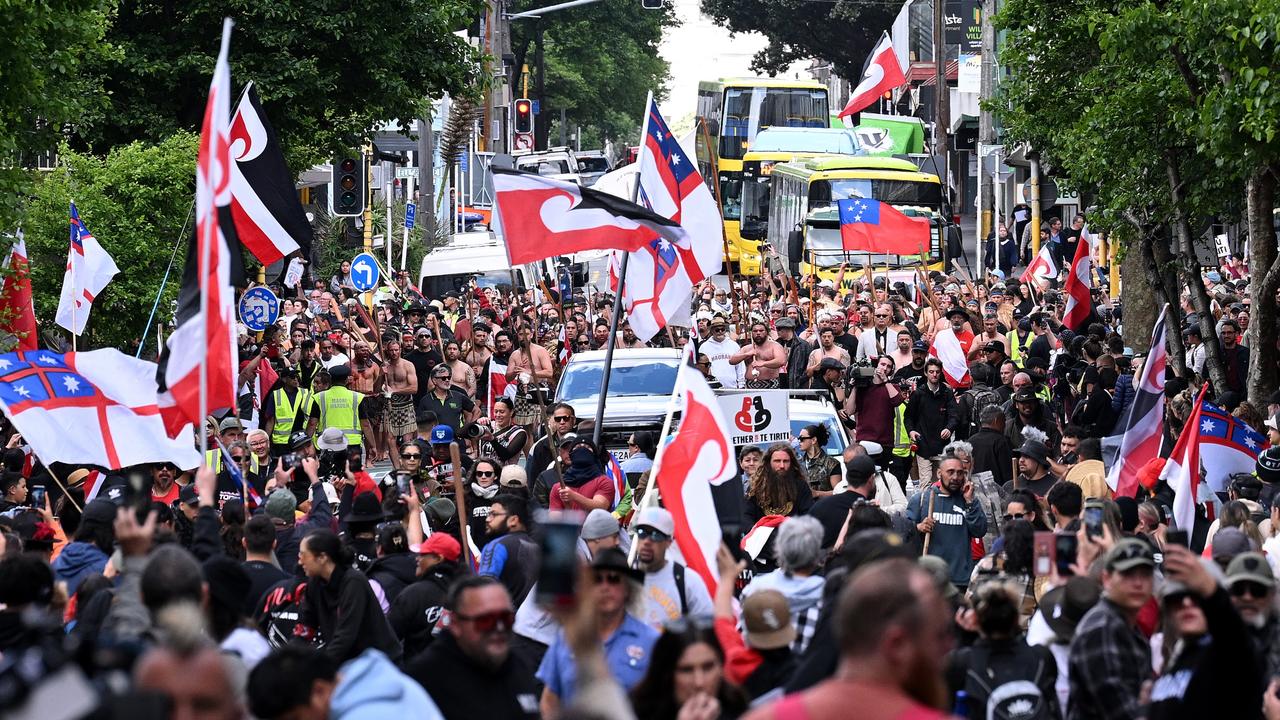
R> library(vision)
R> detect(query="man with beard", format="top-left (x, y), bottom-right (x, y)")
top-left (382, 340), bottom-right (418, 467)
top-left (730, 321), bottom-right (787, 389)
top-left (618, 321), bottom-right (647, 349)
top-left (388, 533), bottom-right (465, 660)
top-left (829, 311), bottom-right (860, 358)
top-left (150, 462), bottom-right (182, 504)
top-left (967, 314), bottom-right (1008, 361)
top-left (464, 322), bottom-right (494, 379)
top-left (906, 455), bottom-right (986, 592)
top-left (746, 559), bottom-right (954, 720)
top-left (506, 323), bottom-right (554, 426)
top-left (632, 507), bottom-right (713, 627)
top-left (479, 328), bottom-right (515, 411)
top-left (442, 340), bottom-right (476, 397)
top-left (1226, 552), bottom-right (1280, 681)
top-left (477, 494), bottom-right (539, 608)
top-left (405, 577), bottom-right (540, 719)
top-left (932, 308), bottom-right (975, 390)
top-left (1006, 389), bottom-right (1060, 454)
top-left (405, 328), bottom-right (443, 407)
top-left (894, 340), bottom-right (929, 383)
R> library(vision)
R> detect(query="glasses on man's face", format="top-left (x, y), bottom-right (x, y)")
top-left (401, 452), bottom-right (421, 460)
top-left (594, 570), bottom-right (626, 586)
top-left (553, 415), bottom-right (573, 423)
top-left (636, 526), bottom-right (671, 542)
top-left (231, 455), bottom-right (248, 463)
top-left (874, 314), bottom-right (890, 319)
top-left (1231, 581), bottom-right (1271, 598)
top-left (454, 609), bottom-right (516, 633)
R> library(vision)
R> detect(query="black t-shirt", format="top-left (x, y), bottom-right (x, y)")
top-left (417, 389), bottom-right (475, 433)
top-left (1002, 472), bottom-right (1057, 497)
top-left (404, 348), bottom-right (442, 404)
top-left (1028, 334), bottom-right (1052, 364)
top-left (834, 331), bottom-right (859, 358)
top-left (809, 490), bottom-right (869, 549)
top-left (242, 559), bottom-right (287, 614)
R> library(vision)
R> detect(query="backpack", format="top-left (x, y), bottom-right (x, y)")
top-left (963, 386), bottom-right (1002, 438)
top-left (964, 644), bottom-right (1052, 720)
top-left (672, 562), bottom-right (688, 615)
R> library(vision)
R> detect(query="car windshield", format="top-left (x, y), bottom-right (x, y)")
top-left (578, 156), bottom-right (610, 173)
top-left (517, 158), bottom-right (570, 175)
top-left (557, 360), bottom-right (678, 401)
top-left (752, 131), bottom-right (856, 154)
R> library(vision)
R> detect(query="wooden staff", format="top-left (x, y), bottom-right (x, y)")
top-left (921, 484), bottom-right (937, 555)
top-left (449, 441), bottom-right (471, 567)
top-left (698, 118), bottom-right (741, 321)
top-left (46, 466), bottom-right (84, 514)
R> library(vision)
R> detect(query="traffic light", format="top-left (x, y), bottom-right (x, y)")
top-left (330, 154), bottom-right (366, 217)
top-left (514, 98), bottom-right (533, 134)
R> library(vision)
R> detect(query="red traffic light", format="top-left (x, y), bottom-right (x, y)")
top-left (515, 99), bottom-right (532, 116)
top-left (514, 98), bottom-right (534, 135)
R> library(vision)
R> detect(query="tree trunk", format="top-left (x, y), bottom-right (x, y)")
top-left (1166, 155), bottom-right (1227, 391)
top-left (1129, 224), bottom-right (1188, 376)
top-left (1247, 166), bottom-right (1280, 405)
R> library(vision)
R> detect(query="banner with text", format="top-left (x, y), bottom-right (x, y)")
top-left (716, 390), bottom-right (791, 447)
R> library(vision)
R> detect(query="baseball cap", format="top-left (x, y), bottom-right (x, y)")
top-left (742, 589), bottom-right (796, 650)
top-left (1226, 551), bottom-right (1276, 589)
top-left (81, 499), bottom-right (119, 526)
top-left (581, 508), bottom-right (621, 541)
top-left (557, 433), bottom-right (581, 449)
top-left (917, 555), bottom-right (959, 600)
top-left (1266, 413), bottom-right (1280, 432)
top-left (317, 427), bottom-right (349, 452)
top-left (1258, 447), bottom-right (1280, 483)
top-left (634, 506), bottom-right (675, 536)
top-left (1105, 538), bottom-right (1155, 572)
top-left (844, 454), bottom-right (876, 483)
top-left (983, 340), bottom-right (1004, 353)
top-left (217, 417), bottom-right (243, 433)
top-left (288, 431), bottom-right (311, 450)
top-left (1211, 526), bottom-right (1254, 563)
top-left (430, 425), bottom-right (455, 444)
top-left (264, 489), bottom-right (297, 521)
top-left (179, 484), bottom-right (199, 506)
top-left (410, 532), bottom-right (461, 562)
top-left (328, 365), bottom-right (351, 382)
top-left (911, 340), bottom-right (928, 352)
top-left (500, 465), bottom-right (528, 488)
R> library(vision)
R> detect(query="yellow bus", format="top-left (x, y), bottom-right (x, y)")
top-left (694, 78), bottom-right (830, 275)
top-left (766, 155), bottom-right (948, 283)
top-left (739, 127), bottom-right (862, 243)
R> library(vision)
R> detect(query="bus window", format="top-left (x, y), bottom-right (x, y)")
top-left (720, 88), bottom-right (830, 160)
top-left (720, 173), bottom-right (743, 221)
top-left (814, 179), bottom-right (942, 210)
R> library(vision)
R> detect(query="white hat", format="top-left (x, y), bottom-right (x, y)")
top-left (317, 427), bottom-right (349, 451)
top-left (634, 506), bottom-right (675, 536)
top-left (859, 440), bottom-right (884, 456)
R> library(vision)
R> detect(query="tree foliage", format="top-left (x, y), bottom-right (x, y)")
top-left (698, 0), bottom-right (893, 80)
top-left (996, 0), bottom-right (1280, 402)
top-left (511, 1), bottom-right (677, 144)
top-left (0, 0), bottom-right (112, 234)
top-left (76, 0), bottom-right (485, 170)
top-left (23, 134), bottom-right (199, 352)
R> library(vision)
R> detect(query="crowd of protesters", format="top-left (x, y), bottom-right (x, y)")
top-left (4, 230), bottom-right (1280, 720)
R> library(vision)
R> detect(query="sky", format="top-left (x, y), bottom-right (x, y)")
top-left (658, 0), bottom-right (812, 130)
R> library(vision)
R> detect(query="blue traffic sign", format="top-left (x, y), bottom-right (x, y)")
top-left (350, 252), bottom-right (380, 291)
top-left (405, 203), bottom-right (416, 230)
top-left (532, 99), bottom-right (541, 115)
top-left (238, 286), bottom-right (280, 332)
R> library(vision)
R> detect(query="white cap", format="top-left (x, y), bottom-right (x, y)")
top-left (317, 427), bottom-right (348, 451)
top-left (634, 506), bottom-right (675, 536)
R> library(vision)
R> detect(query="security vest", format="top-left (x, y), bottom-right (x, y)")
top-left (204, 448), bottom-right (261, 475)
top-left (891, 404), bottom-right (912, 458)
top-left (270, 387), bottom-right (313, 445)
top-left (316, 386), bottom-right (364, 447)
top-left (1010, 331), bottom-right (1030, 365)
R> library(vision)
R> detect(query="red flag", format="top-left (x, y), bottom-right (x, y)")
top-left (837, 33), bottom-right (906, 118)
top-left (837, 198), bottom-right (931, 254)
top-left (1019, 243), bottom-right (1058, 283)
top-left (158, 19), bottom-right (238, 432)
top-left (0, 233), bottom-right (38, 350)
top-left (487, 358), bottom-right (511, 416)
top-left (653, 352), bottom-right (737, 596)
top-left (1107, 305), bottom-right (1167, 497)
top-left (492, 167), bottom-right (692, 266)
top-left (1062, 227), bottom-right (1093, 330)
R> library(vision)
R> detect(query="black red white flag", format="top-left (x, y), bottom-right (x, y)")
top-left (491, 166), bottom-right (691, 266)
top-left (838, 32), bottom-right (907, 119)
top-left (229, 82), bottom-right (312, 269)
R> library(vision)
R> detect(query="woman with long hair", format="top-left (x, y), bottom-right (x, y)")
top-left (297, 529), bottom-right (403, 664)
top-left (631, 622), bottom-right (750, 720)
top-left (744, 443), bottom-right (814, 527)
top-left (968, 518), bottom-right (1042, 628)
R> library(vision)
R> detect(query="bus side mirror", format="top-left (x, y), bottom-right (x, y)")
top-left (787, 229), bottom-right (804, 263)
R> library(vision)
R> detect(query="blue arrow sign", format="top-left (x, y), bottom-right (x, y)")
top-left (237, 286), bottom-right (280, 332)
top-left (350, 252), bottom-right (380, 291)
top-left (405, 203), bottom-right (416, 230)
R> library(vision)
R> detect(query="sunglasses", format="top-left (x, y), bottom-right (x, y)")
top-left (231, 455), bottom-right (248, 462)
top-left (594, 570), bottom-right (626, 585)
top-left (454, 609), bottom-right (516, 633)
top-left (636, 526), bottom-right (671, 542)
top-left (1231, 581), bottom-right (1271, 598)
top-left (475, 470), bottom-right (497, 478)
top-left (553, 415), bottom-right (574, 422)
top-left (401, 452), bottom-right (421, 459)
top-left (1163, 591), bottom-right (1196, 608)
top-left (797, 435), bottom-right (813, 441)
top-left (1002, 512), bottom-right (1025, 523)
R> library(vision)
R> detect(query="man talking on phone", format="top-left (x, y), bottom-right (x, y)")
top-left (906, 455), bottom-right (987, 593)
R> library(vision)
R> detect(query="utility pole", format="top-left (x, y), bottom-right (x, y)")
top-left (535, 21), bottom-right (546, 150)
top-left (978, 0), bottom-right (994, 245)
top-left (418, 114), bottom-right (436, 245)
top-left (933, 0), bottom-right (951, 202)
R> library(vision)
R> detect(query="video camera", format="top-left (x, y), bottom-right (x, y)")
top-left (847, 358), bottom-right (877, 389)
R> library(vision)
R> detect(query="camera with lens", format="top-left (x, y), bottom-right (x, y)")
top-left (318, 448), bottom-right (349, 480)
top-left (460, 421), bottom-right (486, 440)
top-left (847, 358), bottom-right (877, 389)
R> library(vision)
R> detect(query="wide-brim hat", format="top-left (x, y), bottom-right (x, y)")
top-left (1041, 576), bottom-right (1102, 640)
top-left (1014, 439), bottom-right (1051, 467)
top-left (945, 307), bottom-right (969, 320)
top-left (590, 547), bottom-right (643, 583)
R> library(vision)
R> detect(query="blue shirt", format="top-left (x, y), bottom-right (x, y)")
top-left (536, 613), bottom-right (659, 703)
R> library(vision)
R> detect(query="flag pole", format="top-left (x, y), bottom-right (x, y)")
top-left (628, 342), bottom-right (692, 565)
top-left (137, 201), bottom-right (194, 358)
top-left (592, 90), bottom-right (654, 449)
top-left (69, 200), bottom-right (77, 353)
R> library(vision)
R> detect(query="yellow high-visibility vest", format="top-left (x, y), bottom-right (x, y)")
top-left (316, 386), bottom-right (364, 446)
top-left (270, 388), bottom-right (312, 445)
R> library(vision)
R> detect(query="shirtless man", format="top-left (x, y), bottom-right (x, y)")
top-left (382, 340), bottom-right (418, 467)
top-left (806, 327), bottom-right (852, 378)
top-left (506, 322), bottom-right (555, 425)
top-left (350, 343), bottom-right (384, 461)
top-left (443, 340), bottom-right (477, 397)
top-left (730, 321), bottom-right (787, 389)
top-left (463, 322), bottom-right (494, 378)
top-left (967, 313), bottom-right (1009, 360)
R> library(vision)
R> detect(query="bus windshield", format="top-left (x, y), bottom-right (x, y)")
top-left (810, 178), bottom-right (943, 209)
top-left (752, 130), bottom-right (857, 154)
top-left (720, 88), bottom-right (829, 160)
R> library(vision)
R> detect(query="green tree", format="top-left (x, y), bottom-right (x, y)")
top-left (23, 134), bottom-right (199, 353)
top-left (511, 1), bottom-right (677, 145)
top-left (77, 0), bottom-right (484, 170)
top-left (0, 1), bottom-right (112, 233)
top-left (698, 0), bottom-right (893, 80)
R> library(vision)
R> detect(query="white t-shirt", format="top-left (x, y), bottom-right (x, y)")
top-left (640, 560), bottom-right (713, 628)
top-left (321, 353), bottom-right (350, 370)
top-left (700, 337), bottom-right (743, 389)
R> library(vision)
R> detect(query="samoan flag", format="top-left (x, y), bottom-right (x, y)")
top-left (613, 96), bottom-right (723, 342)
top-left (1196, 400), bottom-right (1267, 495)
